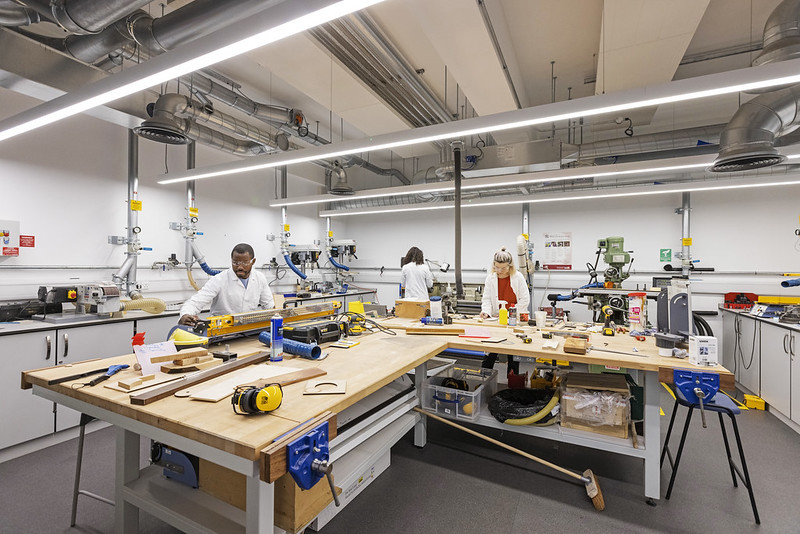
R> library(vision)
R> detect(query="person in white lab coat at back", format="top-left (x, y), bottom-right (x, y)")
top-left (178, 243), bottom-right (274, 326)
top-left (400, 246), bottom-right (433, 300)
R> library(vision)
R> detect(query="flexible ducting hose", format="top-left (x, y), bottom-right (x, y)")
top-left (329, 254), bottom-right (350, 271)
top-left (440, 348), bottom-right (487, 358)
top-left (781, 278), bottom-right (800, 288)
top-left (199, 261), bottom-right (220, 276)
top-left (283, 254), bottom-right (307, 280)
top-left (258, 331), bottom-right (321, 359)
top-left (121, 298), bottom-right (167, 315)
top-left (502, 391), bottom-right (560, 426)
top-left (186, 266), bottom-right (201, 291)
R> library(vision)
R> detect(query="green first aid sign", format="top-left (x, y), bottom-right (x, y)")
top-left (660, 249), bottom-right (672, 262)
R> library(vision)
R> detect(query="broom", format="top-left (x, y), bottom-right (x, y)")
top-left (414, 407), bottom-right (605, 511)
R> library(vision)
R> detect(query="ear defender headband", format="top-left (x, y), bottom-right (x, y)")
top-left (232, 383), bottom-right (283, 414)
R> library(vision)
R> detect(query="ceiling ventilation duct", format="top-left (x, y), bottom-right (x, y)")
top-left (461, 139), bottom-right (576, 178)
top-left (134, 101), bottom-right (190, 145)
top-left (329, 162), bottom-right (354, 195)
top-left (712, 0), bottom-right (800, 172)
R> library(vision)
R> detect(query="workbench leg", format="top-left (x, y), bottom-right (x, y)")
top-left (414, 362), bottom-right (427, 447)
top-left (114, 427), bottom-right (140, 534)
top-left (643, 370), bottom-right (661, 500)
top-left (245, 463), bottom-right (274, 534)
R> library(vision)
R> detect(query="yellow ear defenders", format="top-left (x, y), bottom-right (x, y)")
top-left (231, 383), bottom-right (283, 414)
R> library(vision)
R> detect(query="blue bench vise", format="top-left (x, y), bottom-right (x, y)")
top-left (286, 421), bottom-right (340, 506)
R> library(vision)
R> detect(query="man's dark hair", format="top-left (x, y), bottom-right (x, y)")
top-left (402, 246), bottom-right (424, 266)
top-left (232, 243), bottom-right (255, 258)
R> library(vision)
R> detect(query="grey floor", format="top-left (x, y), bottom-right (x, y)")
top-left (1, 387), bottom-right (798, 534)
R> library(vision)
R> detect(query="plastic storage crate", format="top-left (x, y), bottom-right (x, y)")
top-left (422, 366), bottom-right (498, 421)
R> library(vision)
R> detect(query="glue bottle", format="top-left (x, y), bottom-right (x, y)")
top-left (270, 314), bottom-right (283, 362)
top-left (498, 300), bottom-right (508, 325)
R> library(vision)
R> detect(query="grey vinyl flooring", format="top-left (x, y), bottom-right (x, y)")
top-left (1, 387), bottom-right (799, 534)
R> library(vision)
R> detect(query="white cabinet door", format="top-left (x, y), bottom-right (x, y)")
top-left (721, 310), bottom-right (737, 371)
top-left (730, 313), bottom-right (760, 394)
top-left (55, 321), bottom-right (133, 431)
top-left (759, 323), bottom-right (792, 417)
top-left (0, 330), bottom-right (56, 449)
top-left (135, 314), bottom-right (179, 344)
top-left (792, 338), bottom-right (800, 425)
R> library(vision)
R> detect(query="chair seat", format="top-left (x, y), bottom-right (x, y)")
top-left (674, 387), bottom-right (741, 415)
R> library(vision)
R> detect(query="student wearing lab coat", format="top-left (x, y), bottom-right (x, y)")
top-left (400, 246), bottom-right (433, 300)
top-left (479, 247), bottom-right (530, 374)
top-left (178, 243), bottom-right (274, 326)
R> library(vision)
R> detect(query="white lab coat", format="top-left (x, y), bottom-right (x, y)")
top-left (481, 271), bottom-right (530, 316)
top-left (400, 262), bottom-right (433, 301)
top-left (180, 268), bottom-right (274, 317)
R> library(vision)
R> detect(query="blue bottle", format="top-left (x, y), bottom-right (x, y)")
top-left (270, 314), bottom-right (283, 362)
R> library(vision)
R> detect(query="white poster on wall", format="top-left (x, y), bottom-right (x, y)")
top-left (542, 232), bottom-right (572, 270)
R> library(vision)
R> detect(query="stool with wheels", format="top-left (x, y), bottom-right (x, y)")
top-left (71, 413), bottom-right (115, 527)
top-left (660, 369), bottom-right (759, 524)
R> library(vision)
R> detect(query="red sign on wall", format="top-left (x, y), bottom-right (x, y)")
top-left (19, 235), bottom-right (35, 247)
top-left (2, 247), bottom-right (19, 256)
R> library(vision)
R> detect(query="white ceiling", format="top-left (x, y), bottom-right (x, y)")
top-left (0, 0), bottom-right (789, 186)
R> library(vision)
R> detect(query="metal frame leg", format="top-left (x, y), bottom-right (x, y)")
top-left (115, 428), bottom-right (140, 534)
top-left (726, 411), bottom-right (761, 524)
top-left (643, 370), bottom-right (661, 499)
top-left (414, 362), bottom-right (427, 447)
top-left (665, 406), bottom-right (694, 500)
top-left (660, 399), bottom-right (679, 468)
top-left (70, 417), bottom-right (88, 527)
top-left (717, 412), bottom-right (738, 487)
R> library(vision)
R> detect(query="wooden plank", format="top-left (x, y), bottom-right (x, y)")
top-left (260, 411), bottom-right (337, 483)
top-left (117, 374), bottom-right (156, 391)
top-left (161, 358), bottom-right (221, 373)
top-left (406, 326), bottom-right (465, 335)
top-left (658, 366), bottom-right (735, 390)
top-left (150, 347), bottom-right (209, 364)
top-left (130, 351), bottom-right (269, 405)
top-left (243, 368), bottom-right (327, 390)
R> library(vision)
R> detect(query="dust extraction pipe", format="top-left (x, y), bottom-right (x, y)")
top-left (453, 141), bottom-right (464, 299)
top-left (326, 218), bottom-right (349, 271)
top-left (279, 168), bottom-right (307, 280)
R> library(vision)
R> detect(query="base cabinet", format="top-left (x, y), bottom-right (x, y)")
top-left (759, 323), bottom-right (792, 417)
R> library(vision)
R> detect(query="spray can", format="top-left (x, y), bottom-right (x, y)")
top-left (420, 317), bottom-right (444, 325)
top-left (270, 314), bottom-right (283, 362)
top-left (508, 306), bottom-right (517, 326)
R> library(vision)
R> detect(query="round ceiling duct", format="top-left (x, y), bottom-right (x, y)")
top-left (711, 152), bottom-right (786, 172)
top-left (329, 164), bottom-right (354, 195)
top-left (133, 118), bottom-right (190, 145)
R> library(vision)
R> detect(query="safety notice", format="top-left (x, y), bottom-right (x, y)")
top-left (542, 232), bottom-right (572, 270)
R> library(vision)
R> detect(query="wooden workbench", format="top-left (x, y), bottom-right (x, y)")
top-left (21, 321), bottom-right (733, 532)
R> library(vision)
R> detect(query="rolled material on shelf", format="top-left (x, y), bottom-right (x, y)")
top-left (258, 330), bottom-right (321, 360)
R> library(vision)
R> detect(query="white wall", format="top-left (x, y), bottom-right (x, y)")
top-left (337, 182), bottom-right (800, 336)
top-left (0, 89), bottom-right (327, 305)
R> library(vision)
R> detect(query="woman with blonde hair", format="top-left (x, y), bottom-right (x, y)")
top-left (480, 247), bottom-right (530, 375)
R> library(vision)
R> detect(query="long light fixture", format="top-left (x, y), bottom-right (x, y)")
top-left (157, 56), bottom-right (800, 185)
top-left (319, 174), bottom-right (800, 217)
top-left (269, 156), bottom-right (712, 207)
top-left (0, 0), bottom-right (384, 143)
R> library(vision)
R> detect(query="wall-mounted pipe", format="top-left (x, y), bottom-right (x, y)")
top-left (113, 130), bottom-right (142, 298)
top-left (453, 141), bottom-right (464, 299)
top-left (681, 193), bottom-right (691, 278)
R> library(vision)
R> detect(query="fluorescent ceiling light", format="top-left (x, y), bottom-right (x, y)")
top-left (269, 156), bottom-right (712, 207)
top-left (319, 174), bottom-right (800, 217)
top-left (158, 57), bottom-right (800, 185)
top-left (0, 0), bottom-right (384, 143)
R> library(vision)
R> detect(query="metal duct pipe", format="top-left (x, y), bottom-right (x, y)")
top-left (752, 0), bottom-right (800, 68)
top-left (681, 193), bottom-right (691, 278)
top-left (0, 1), bottom-right (41, 26)
top-left (21, 0), bottom-right (150, 34)
top-left (575, 125), bottom-right (724, 161)
top-left (184, 142), bottom-right (196, 266)
top-left (453, 141), bottom-right (464, 300)
top-left (60, 0), bottom-right (275, 63)
top-left (711, 84), bottom-right (800, 172)
top-left (113, 131), bottom-right (141, 297)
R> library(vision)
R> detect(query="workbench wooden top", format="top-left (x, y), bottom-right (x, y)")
top-left (21, 321), bottom-right (731, 461)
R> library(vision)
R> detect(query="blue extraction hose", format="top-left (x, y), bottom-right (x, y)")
top-left (199, 261), bottom-right (220, 276)
top-left (283, 254), bottom-right (307, 280)
top-left (781, 278), bottom-right (800, 288)
top-left (440, 348), bottom-right (487, 358)
top-left (258, 331), bottom-right (321, 359)
top-left (329, 255), bottom-right (350, 271)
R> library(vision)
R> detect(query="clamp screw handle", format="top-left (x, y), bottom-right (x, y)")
top-left (693, 386), bottom-right (708, 428)
top-left (311, 459), bottom-right (340, 507)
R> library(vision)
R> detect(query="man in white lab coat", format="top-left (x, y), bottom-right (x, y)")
top-left (178, 243), bottom-right (274, 326)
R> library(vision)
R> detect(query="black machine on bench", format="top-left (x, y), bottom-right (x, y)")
top-left (281, 318), bottom-right (343, 345)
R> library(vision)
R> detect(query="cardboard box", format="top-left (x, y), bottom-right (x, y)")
top-left (394, 299), bottom-right (429, 319)
top-left (560, 373), bottom-right (630, 439)
top-left (689, 335), bottom-right (718, 366)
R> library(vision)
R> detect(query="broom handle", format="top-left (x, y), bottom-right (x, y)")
top-left (414, 407), bottom-right (583, 482)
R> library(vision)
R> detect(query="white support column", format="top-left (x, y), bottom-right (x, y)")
top-left (245, 462), bottom-right (275, 533)
top-left (115, 427), bottom-right (140, 533)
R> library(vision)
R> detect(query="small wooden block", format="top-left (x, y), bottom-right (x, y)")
top-left (563, 337), bottom-right (588, 355)
top-left (117, 374), bottom-right (156, 391)
top-left (151, 347), bottom-right (209, 363)
top-left (406, 326), bottom-right (465, 335)
top-left (173, 354), bottom-right (213, 366)
top-left (162, 358), bottom-right (222, 373)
